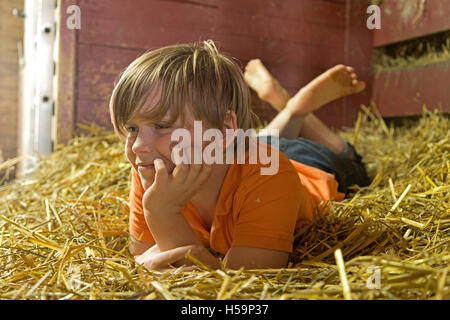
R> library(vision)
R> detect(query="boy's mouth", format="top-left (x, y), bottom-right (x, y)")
top-left (136, 159), bottom-right (175, 175)
top-left (137, 163), bottom-right (155, 173)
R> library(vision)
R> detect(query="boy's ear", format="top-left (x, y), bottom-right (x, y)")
top-left (223, 110), bottom-right (238, 131)
top-left (222, 110), bottom-right (238, 149)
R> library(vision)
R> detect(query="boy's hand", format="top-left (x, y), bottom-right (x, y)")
top-left (135, 243), bottom-right (204, 271)
top-left (142, 146), bottom-right (212, 214)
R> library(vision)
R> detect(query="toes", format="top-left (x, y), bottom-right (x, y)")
top-left (351, 73), bottom-right (358, 80)
top-left (250, 58), bottom-right (262, 66)
top-left (353, 80), bottom-right (366, 92)
top-left (334, 64), bottom-right (346, 71)
top-left (245, 59), bottom-right (256, 69)
top-left (346, 66), bottom-right (355, 73)
top-left (245, 58), bottom-right (262, 70)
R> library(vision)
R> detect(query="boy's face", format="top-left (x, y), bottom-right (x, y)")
top-left (125, 88), bottom-right (197, 190)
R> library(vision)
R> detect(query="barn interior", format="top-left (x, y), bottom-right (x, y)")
top-left (0, 0), bottom-right (449, 300)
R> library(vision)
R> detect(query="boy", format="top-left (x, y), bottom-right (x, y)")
top-left (109, 41), bottom-right (370, 271)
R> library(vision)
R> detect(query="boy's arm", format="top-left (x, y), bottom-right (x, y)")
top-left (171, 245), bottom-right (289, 270)
top-left (134, 242), bottom-right (289, 270)
top-left (129, 234), bottom-right (155, 257)
top-left (144, 205), bottom-right (205, 252)
top-left (220, 164), bottom-right (301, 269)
top-left (142, 158), bottom-right (211, 251)
top-left (224, 246), bottom-right (289, 269)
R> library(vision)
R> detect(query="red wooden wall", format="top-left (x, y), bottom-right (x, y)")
top-left (56, 0), bottom-right (373, 145)
top-left (372, 0), bottom-right (450, 117)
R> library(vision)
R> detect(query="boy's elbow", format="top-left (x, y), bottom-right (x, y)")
top-left (128, 243), bottom-right (138, 257)
top-left (129, 235), bottom-right (155, 257)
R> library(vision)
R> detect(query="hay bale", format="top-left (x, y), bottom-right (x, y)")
top-left (0, 108), bottom-right (448, 300)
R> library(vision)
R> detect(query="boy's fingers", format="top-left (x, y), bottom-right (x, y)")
top-left (175, 266), bottom-right (202, 272)
top-left (154, 245), bottom-right (196, 267)
top-left (185, 163), bottom-right (203, 183)
top-left (171, 145), bottom-right (187, 165)
top-left (173, 149), bottom-right (192, 181)
top-left (196, 164), bottom-right (213, 185)
top-left (184, 145), bottom-right (205, 181)
top-left (153, 159), bottom-right (168, 187)
top-left (135, 254), bottom-right (144, 264)
top-left (173, 146), bottom-right (201, 183)
top-left (172, 163), bottom-right (188, 181)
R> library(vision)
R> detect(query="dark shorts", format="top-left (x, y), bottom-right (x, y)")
top-left (257, 136), bottom-right (371, 197)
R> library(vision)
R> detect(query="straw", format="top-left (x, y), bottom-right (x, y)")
top-left (0, 110), bottom-right (448, 300)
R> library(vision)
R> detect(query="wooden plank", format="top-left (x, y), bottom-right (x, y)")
top-left (55, 0), bottom-right (78, 146)
top-left (215, 0), bottom-right (346, 27)
top-left (75, 99), bottom-right (114, 131)
top-left (374, 0), bottom-right (450, 47)
top-left (147, 0), bottom-right (346, 27)
top-left (76, 39), bottom-right (345, 82)
top-left (77, 53), bottom-right (342, 103)
top-left (373, 62), bottom-right (450, 117)
top-left (76, 40), bottom-right (344, 104)
top-left (77, 44), bottom-right (145, 75)
top-left (343, 0), bottom-right (373, 127)
top-left (78, 0), bottom-right (345, 49)
top-left (78, 72), bottom-right (116, 101)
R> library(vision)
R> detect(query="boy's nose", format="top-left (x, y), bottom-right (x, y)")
top-left (131, 131), bottom-right (157, 154)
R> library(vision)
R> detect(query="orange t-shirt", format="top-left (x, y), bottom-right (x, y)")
top-left (128, 146), bottom-right (345, 254)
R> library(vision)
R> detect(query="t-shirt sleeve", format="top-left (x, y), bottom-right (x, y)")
top-left (231, 169), bottom-right (302, 253)
top-left (129, 168), bottom-right (155, 242)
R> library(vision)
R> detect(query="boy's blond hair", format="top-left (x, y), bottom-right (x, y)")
top-left (109, 40), bottom-right (259, 139)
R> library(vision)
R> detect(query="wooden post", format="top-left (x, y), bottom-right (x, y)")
top-left (344, 0), bottom-right (373, 127)
top-left (54, 0), bottom-right (78, 147)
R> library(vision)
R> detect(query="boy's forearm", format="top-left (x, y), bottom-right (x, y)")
top-left (172, 247), bottom-right (221, 269)
top-left (144, 206), bottom-right (203, 252)
top-left (144, 206), bottom-right (220, 269)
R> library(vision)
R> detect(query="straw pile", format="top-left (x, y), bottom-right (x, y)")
top-left (0, 106), bottom-right (448, 300)
top-left (373, 30), bottom-right (450, 74)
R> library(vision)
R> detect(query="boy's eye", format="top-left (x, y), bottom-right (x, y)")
top-left (154, 123), bottom-right (171, 130)
top-left (126, 126), bottom-right (138, 135)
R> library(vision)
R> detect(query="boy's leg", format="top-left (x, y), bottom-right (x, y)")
top-left (244, 59), bottom-right (365, 155)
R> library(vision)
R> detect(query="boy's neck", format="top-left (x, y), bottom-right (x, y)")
top-left (190, 163), bottom-right (230, 220)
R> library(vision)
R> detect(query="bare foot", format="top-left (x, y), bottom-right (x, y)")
top-left (244, 59), bottom-right (290, 112)
top-left (286, 64), bottom-right (366, 116)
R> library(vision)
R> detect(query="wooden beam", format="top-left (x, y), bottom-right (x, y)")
top-left (55, 0), bottom-right (77, 146)
top-left (344, 0), bottom-right (373, 127)
top-left (374, 0), bottom-right (450, 47)
top-left (373, 62), bottom-right (450, 117)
